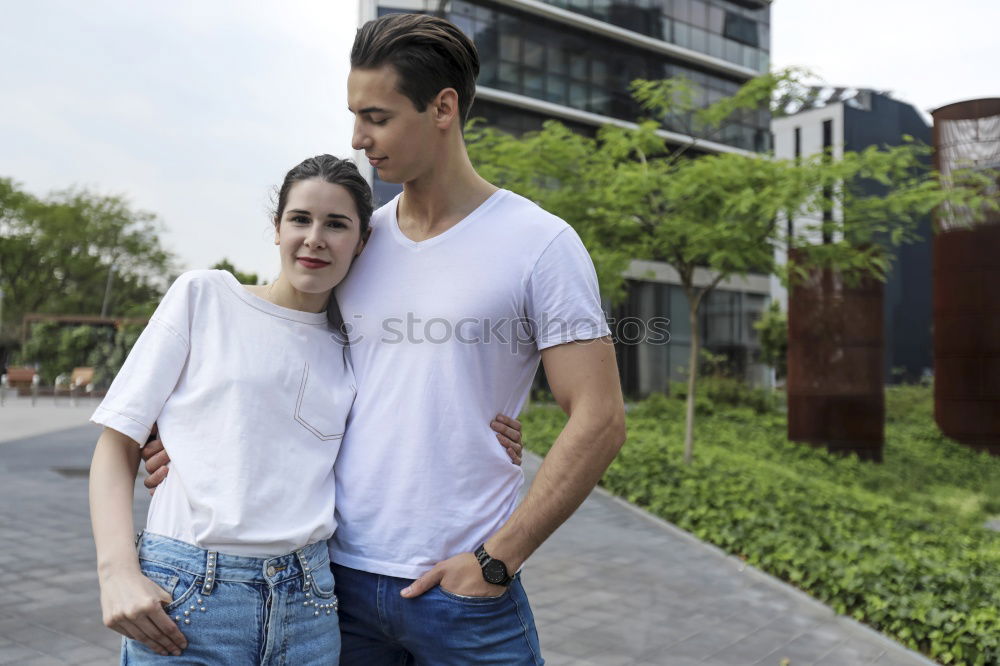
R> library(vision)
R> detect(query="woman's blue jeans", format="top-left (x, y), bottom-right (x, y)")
top-left (121, 532), bottom-right (340, 664)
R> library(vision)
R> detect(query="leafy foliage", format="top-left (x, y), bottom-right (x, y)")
top-left (753, 301), bottom-right (788, 378)
top-left (211, 259), bottom-right (260, 286)
top-left (523, 386), bottom-right (1000, 665)
top-left (468, 69), bottom-right (995, 465)
top-left (669, 374), bottom-right (779, 415)
top-left (0, 178), bottom-right (173, 342)
top-left (16, 321), bottom-right (147, 386)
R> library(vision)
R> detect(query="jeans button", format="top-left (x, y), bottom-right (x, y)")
top-left (266, 565), bottom-right (276, 577)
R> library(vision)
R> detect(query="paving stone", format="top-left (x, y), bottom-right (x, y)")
top-left (707, 628), bottom-right (797, 664)
top-left (0, 644), bottom-right (46, 664)
top-left (20, 656), bottom-right (66, 666)
top-left (0, 406), bottom-right (937, 665)
top-left (636, 657), bottom-right (703, 666)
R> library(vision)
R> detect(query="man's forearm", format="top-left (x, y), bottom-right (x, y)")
top-left (484, 406), bottom-right (625, 571)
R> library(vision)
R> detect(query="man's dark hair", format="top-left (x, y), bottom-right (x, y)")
top-left (351, 13), bottom-right (480, 125)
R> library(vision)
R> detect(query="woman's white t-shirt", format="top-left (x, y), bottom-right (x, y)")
top-left (91, 270), bottom-right (355, 557)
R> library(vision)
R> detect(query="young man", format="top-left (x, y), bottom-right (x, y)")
top-left (335, 13), bottom-right (625, 663)
top-left (146, 12), bottom-right (625, 665)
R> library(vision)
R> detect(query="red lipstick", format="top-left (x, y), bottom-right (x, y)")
top-left (297, 257), bottom-right (330, 270)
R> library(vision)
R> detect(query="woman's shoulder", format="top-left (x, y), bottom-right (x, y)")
top-left (154, 270), bottom-right (233, 315)
top-left (171, 268), bottom-right (230, 286)
top-left (163, 269), bottom-right (234, 296)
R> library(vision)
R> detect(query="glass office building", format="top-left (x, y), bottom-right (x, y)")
top-left (366, 0), bottom-right (770, 152)
top-left (360, 0), bottom-right (774, 394)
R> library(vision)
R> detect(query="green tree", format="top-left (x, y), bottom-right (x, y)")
top-left (466, 69), bottom-right (996, 464)
top-left (211, 259), bottom-right (260, 285)
top-left (753, 301), bottom-right (787, 379)
top-left (0, 179), bottom-right (173, 343)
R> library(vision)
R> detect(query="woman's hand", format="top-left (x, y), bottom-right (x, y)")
top-left (99, 569), bottom-right (187, 656)
top-left (490, 413), bottom-right (524, 465)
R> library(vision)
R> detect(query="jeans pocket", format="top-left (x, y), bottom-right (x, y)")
top-left (308, 560), bottom-right (337, 600)
top-left (139, 560), bottom-right (201, 613)
top-left (143, 571), bottom-right (179, 597)
top-left (437, 585), bottom-right (509, 604)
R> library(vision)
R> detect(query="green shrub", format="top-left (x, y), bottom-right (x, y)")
top-left (522, 385), bottom-right (1000, 665)
top-left (16, 321), bottom-right (147, 386)
top-left (669, 375), bottom-right (779, 415)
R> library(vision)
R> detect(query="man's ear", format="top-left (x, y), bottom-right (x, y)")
top-left (432, 88), bottom-right (460, 131)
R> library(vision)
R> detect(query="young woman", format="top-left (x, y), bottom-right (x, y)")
top-left (89, 155), bottom-right (522, 664)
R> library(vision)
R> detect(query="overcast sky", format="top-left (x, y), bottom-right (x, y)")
top-left (2, 0), bottom-right (997, 283)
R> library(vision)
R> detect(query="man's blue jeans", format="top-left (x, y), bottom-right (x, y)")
top-left (333, 563), bottom-right (544, 665)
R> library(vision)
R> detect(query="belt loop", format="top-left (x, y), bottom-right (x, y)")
top-left (201, 550), bottom-right (218, 596)
top-left (134, 530), bottom-right (143, 548)
top-left (295, 549), bottom-right (312, 593)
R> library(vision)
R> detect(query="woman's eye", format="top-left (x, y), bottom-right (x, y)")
top-left (327, 220), bottom-right (347, 229)
top-left (291, 215), bottom-right (310, 224)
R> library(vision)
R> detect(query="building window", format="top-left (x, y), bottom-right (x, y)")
top-left (723, 12), bottom-right (759, 48)
top-left (508, 0), bottom-right (771, 71)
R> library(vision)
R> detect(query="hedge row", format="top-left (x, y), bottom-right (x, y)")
top-left (522, 385), bottom-right (1000, 665)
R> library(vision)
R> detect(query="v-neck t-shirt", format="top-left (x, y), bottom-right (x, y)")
top-left (330, 189), bottom-right (610, 578)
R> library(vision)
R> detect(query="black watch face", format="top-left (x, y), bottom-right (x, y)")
top-left (483, 559), bottom-right (509, 585)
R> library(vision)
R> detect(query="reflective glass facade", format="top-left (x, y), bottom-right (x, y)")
top-left (471, 99), bottom-right (598, 138)
top-left (379, 1), bottom-right (771, 152)
top-left (538, 0), bottom-right (771, 72)
top-left (617, 281), bottom-right (769, 395)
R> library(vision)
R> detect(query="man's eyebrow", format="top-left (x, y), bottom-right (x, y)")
top-left (348, 106), bottom-right (390, 115)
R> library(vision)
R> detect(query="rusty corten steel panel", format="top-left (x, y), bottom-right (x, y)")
top-left (932, 99), bottom-right (1000, 455)
top-left (787, 251), bottom-right (885, 462)
top-left (933, 223), bottom-right (1000, 454)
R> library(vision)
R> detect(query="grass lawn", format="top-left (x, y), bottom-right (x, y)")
top-left (522, 384), bottom-right (1000, 665)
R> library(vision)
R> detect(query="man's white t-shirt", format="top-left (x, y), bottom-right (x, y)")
top-left (331, 189), bottom-right (610, 578)
top-left (91, 270), bottom-right (356, 557)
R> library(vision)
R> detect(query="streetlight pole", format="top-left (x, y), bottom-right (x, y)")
top-left (100, 262), bottom-right (115, 318)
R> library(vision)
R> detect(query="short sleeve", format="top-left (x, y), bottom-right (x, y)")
top-left (524, 227), bottom-right (611, 350)
top-left (90, 275), bottom-right (194, 445)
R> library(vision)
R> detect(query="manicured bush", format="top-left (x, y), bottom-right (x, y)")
top-left (522, 385), bottom-right (1000, 665)
top-left (17, 321), bottom-right (146, 386)
top-left (669, 375), bottom-right (780, 415)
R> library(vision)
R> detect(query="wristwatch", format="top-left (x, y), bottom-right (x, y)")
top-left (474, 544), bottom-right (512, 586)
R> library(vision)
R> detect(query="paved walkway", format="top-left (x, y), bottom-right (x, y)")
top-left (0, 393), bottom-right (97, 444)
top-left (0, 398), bottom-right (934, 665)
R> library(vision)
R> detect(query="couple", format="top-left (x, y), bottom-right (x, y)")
top-left (89, 12), bottom-right (626, 665)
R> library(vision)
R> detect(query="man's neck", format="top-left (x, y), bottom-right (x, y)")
top-left (397, 140), bottom-right (498, 242)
